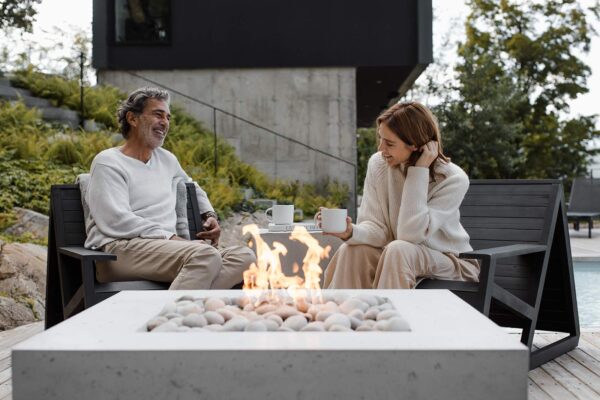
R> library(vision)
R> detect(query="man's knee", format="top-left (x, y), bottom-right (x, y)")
top-left (188, 244), bottom-right (222, 275)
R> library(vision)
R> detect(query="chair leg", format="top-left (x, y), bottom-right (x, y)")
top-left (574, 220), bottom-right (579, 231)
top-left (589, 217), bottom-right (593, 238)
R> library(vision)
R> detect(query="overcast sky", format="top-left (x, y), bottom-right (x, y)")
top-left (18, 0), bottom-right (600, 127)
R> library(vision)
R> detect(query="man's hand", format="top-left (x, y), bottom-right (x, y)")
top-left (169, 234), bottom-right (187, 241)
top-left (196, 217), bottom-right (221, 247)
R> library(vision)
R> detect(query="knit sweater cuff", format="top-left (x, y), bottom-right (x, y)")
top-left (345, 224), bottom-right (365, 245)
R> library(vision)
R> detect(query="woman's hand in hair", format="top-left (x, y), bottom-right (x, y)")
top-left (415, 141), bottom-right (438, 168)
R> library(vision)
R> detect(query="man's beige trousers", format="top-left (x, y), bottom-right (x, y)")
top-left (97, 238), bottom-right (256, 290)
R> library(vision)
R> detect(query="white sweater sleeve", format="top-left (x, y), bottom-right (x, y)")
top-left (396, 166), bottom-right (469, 244)
top-left (87, 164), bottom-right (173, 240)
top-left (346, 160), bottom-right (391, 247)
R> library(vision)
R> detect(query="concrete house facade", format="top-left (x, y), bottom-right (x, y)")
top-left (92, 0), bottom-right (432, 212)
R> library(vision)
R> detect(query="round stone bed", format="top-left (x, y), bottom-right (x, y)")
top-left (146, 292), bottom-right (411, 332)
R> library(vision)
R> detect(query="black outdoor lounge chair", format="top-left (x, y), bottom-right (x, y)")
top-left (567, 176), bottom-right (600, 238)
top-left (417, 180), bottom-right (579, 370)
top-left (45, 183), bottom-right (204, 329)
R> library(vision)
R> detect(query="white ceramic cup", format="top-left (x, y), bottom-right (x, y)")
top-left (319, 208), bottom-right (347, 233)
top-left (265, 205), bottom-right (294, 225)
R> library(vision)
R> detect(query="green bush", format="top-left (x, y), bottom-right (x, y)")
top-left (2, 68), bottom-right (348, 218)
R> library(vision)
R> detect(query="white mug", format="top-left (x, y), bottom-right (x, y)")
top-left (265, 205), bottom-right (294, 225)
top-left (319, 208), bottom-right (347, 233)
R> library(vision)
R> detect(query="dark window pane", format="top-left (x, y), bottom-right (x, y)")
top-left (115, 0), bottom-right (170, 44)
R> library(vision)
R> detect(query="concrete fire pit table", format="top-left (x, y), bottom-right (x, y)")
top-left (12, 289), bottom-right (528, 400)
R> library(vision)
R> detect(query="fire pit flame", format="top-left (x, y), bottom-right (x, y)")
top-left (242, 224), bottom-right (331, 304)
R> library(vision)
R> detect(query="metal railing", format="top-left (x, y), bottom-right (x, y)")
top-left (124, 71), bottom-right (358, 216)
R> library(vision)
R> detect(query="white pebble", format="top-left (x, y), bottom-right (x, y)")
top-left (170, 317), bottom-right (183, 326)
top-left (282, 315), bottom-right (308, 331)
top-left (348, 309), bottom-right (364, 320)
top-left (177, 295), bottom-right (195, 302)
top-left (322, 301), bottom-right (340, 313)
top-left (147, 316), bottom-right (168, 331)
top-left (324, 313), bottom-right (351, 330)
top-left (356, 325), bottom-right (374, 331)
top-left (376, 310), bottom-right (401, 321)
top-left (328, 324), bottom-right (352, 332)
top-left (375, 320), bottom-right (390, 331)
top-left (356, 295), bottom-right (378, 307)
top-left (177, 303), bottom-right (203, 316)
top-left (255, 304), bottom-right (278, 315)
top-left (301, 321), bottom-right (326, 331)
top-left (364, 307), bottom-right (379, 320)
top-left (237, 295), bottom-right (253, 308)
top-left (205, 298), bottom-right (226, 312)
top-left (223, 317), bottom-right (248, 331)
top-left (349, 316), bottom-right (362, 330)
top-left (182, 313), bottom-right (208, 328)
top-left (387, 317), bottom-right (411, 332)
top-left (378, 303), bottom-right (394, 311)
top-left (164, 312), bottom-right (182, 319)
top-left (262, 319), bottom-right (280, 331)
top-left (277, 327), bottom-right (294, 332)
top-left (151, 321), bottom-right (178, 332)
top-left (217, 308), bottom-right (237, 321)
top-left (333, 293), bottom-right (350, 304)
top-left (159, 302), bottom-right (177, 316)
top-left (274, 305), bottom-right (301, 319)
top-left (176, 326), bottom-right (191, 332)
top-left (266, 314), bottom-right (283, 326)
top-left (244, 321), bottom-right (268, 331)
top-left (316, 311), bottom-right (333, 322)
top-left (204, 324), bottom-right (224, 332)
top-left (204, 311), bottom-right (225, 325)
top-left (339, 298), bottom-right (369, 314)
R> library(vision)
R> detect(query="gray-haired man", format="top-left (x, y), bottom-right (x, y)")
top-left (85, 87), bottom-right (255, 289)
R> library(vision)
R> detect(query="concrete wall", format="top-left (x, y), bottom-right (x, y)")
top-left (98, 68), bottom-right (357, 213)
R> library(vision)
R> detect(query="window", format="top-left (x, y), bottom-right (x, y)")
top-left (114, 0), bottom-right (171, 44)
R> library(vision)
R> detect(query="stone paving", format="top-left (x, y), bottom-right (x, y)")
top-left (569, 227), bottom-right (600, 261)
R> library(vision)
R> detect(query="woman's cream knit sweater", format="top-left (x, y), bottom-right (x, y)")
top-left (347, 152), bottom-right (473, 256)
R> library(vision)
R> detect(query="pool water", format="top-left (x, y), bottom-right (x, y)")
top-left (574, 262), bottom-right (600, 328)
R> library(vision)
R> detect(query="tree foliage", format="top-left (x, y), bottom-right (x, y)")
top-left (437, 0), bottom-right (600, 183)
top-left (0, 0), bottom-right (39, 32)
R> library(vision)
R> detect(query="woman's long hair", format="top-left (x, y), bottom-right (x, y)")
top-left (376, 101), bottom-right (449, 181)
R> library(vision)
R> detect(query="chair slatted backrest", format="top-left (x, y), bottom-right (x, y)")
top-left (459, 180), bottom-right (563, 328)
top-left (50, 183), bottom-right (202, 247)
top-left (51, 185), bottom-right (87, 247)
top-left (568, 177), bottom-right (600, 213)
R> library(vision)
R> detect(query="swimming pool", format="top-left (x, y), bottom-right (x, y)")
top-left (574, 261), bottom-right (600, 328)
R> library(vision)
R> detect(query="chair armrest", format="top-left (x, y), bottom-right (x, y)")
top-left (460, 244), bottom-right (547, 260)
top-left (58, 246), bottom-right (117, 261)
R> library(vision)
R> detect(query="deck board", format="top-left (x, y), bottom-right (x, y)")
top-left (0, 323), bottom-right (599, 400)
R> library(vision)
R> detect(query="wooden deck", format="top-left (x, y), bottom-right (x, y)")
top-left (0, 323), bottom-right (599, 399)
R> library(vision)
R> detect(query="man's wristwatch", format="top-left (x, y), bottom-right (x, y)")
top-left (202, 211), bottom-right (219, 222)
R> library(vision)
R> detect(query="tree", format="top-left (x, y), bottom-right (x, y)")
top-left (0, 0), bottom-right (40, 32)
top-left (438, 0), bottom-right (600, 182)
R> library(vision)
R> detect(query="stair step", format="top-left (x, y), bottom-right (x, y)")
top-left (40, 107), bottom-right (80, 129)
top-left (0, 85), bottom-right (52, 108)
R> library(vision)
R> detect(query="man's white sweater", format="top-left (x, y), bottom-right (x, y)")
top-left (84, 147), bottom-right (214, 249)
top-left (347, 152), bottom-right (473, 256)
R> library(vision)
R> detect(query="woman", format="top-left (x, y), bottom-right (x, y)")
top-left (320, 101), bottom-right (479, 289)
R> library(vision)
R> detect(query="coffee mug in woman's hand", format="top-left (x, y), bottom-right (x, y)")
top-left (315, 207), bottom-right (353, 240)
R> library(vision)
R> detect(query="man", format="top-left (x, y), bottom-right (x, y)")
top-left (85, 87), bottom-right (255, 289)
